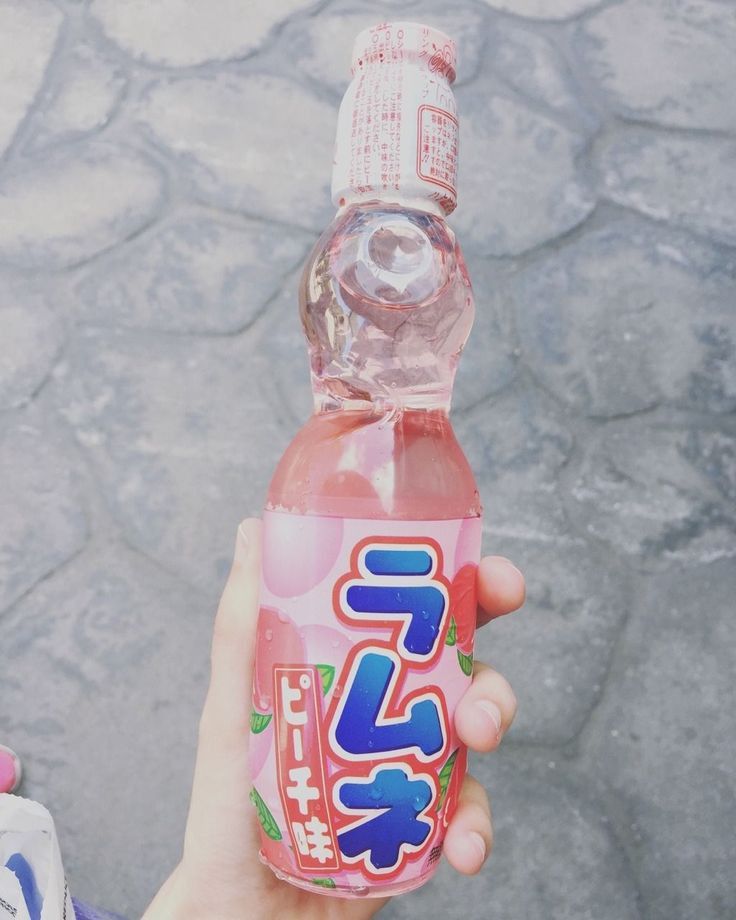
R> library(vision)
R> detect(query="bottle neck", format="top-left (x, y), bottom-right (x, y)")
top-left (301, 202), bottom-right (473, 420)
top-left (337, 193), bottom-right (445, 219)
top-left (314, 395), bottom-right (451, 416)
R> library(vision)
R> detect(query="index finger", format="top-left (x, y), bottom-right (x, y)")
top-left (476, 555), bottom-right (525, 628)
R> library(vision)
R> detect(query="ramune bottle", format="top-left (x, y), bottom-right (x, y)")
top-left (249, 22), bottom-right (481, 898)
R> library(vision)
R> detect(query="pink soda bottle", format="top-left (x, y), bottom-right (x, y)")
top-left (249, 22), bottom-right (481, 898)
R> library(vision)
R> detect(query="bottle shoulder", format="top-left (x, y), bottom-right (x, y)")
top-left (267, 409), bottom-right (481, 520)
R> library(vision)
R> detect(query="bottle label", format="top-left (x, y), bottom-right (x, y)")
top-left (250, 510), bottom-right (481, 891)
top-left (331, 23), bottom-right (459, 214)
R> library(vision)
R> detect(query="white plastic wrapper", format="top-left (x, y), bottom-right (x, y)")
top-left (0, 795), bottom-right (76, 920)
top-left (332, 22), bottom-right (459, 215)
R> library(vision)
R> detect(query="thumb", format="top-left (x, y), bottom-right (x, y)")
top-left (200, 518), bottom-right (262, 738)
top-left (182, 518), bottom-right (263, 878)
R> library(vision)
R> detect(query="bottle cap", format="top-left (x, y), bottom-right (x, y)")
top-left (332, 22), bottom-right (459, 215)
top-left (351, 22), bottom-right (457, 84)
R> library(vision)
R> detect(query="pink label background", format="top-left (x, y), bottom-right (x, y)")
top-left (251, 510), bottom-right (482, 890)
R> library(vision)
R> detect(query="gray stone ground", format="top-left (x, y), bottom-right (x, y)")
top-left (1, 0), bottom-right (734, 917)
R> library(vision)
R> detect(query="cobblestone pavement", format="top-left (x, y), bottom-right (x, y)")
top-left (1, 1), bottom-right (734, 917)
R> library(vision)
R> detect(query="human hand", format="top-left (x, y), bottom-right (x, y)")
top-left (143, 519), bottom-right (524, 920)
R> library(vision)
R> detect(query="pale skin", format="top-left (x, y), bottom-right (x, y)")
top-left (143, 518), bottom-right (524, 920)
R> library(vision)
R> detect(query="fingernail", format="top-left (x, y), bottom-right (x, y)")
top-left (468, 831), bottom-right (487, 863)
top-left (234, 522), bottom-right (251, 564)
top-left (503, 559), bottom-right (524, 580)
top-left (475, 700), bottom-right (502, 741)
top-left (488, 556), bottom-right (524, 587)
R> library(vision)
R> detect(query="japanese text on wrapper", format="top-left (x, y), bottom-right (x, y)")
top-left (274, 665), bottom-right (340, 871)
top-left (349, 41), bottom-right (404, 193)
top-left (329, 539), bottom-right (451, 877)
top-left (417, 104), bottom-right (458, 196)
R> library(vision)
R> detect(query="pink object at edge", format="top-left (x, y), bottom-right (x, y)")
top-left (0, 746), bottom-right (21, 794)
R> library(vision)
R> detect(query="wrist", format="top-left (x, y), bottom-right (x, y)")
top-left (141, 868), bottom-right (191, 920)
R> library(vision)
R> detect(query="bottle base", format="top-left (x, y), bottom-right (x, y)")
top-left (259, 850), bottom-right (438, 899)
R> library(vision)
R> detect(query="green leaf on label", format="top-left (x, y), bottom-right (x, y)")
top-left (316, 664), bottom-right (335, 695)
top-left (311, 878), bottom-right (337, 889)
top-left (436, 748), bottom-right (459, 812)
top-left (249, 787), bottom-right (282, 840)
top-left (457, 649), bottom-right (474, 676)
top-left (445, 616), bottom-right (457, 646)
top-left (250, 711), bottom-right (272, 734)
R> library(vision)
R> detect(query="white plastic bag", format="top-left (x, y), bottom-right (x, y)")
top-left (0, 795), bottom-right (76, 920)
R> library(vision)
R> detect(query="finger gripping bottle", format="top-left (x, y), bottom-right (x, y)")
top-left (249, 22), bottom-right (481, 898)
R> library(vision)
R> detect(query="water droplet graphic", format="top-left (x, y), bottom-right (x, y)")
top-left (277, 610), bottom-right (289, 623)
top-left (369, 786), bottom-right (383, 801)
top-left (413, 795), bottom-right (425, 811)
top-left (422, 611), bottom-right (429, 620)
top-left (264, 628), bottom-right (273, 641)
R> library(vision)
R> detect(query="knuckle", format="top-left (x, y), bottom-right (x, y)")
top-left (461, 773), bottom-right (488, 805)
top-left (486, 823), bottom-right (495, 857)
top-left (471, 659), bottom-right (491, 678)
top-left (488, 670), bottom-right (517, 717)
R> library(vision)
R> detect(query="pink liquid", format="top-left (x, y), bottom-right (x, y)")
top-left (268, 201), bottom-right (480, 522)
top-left (254, 200), bottom-right (480, 898)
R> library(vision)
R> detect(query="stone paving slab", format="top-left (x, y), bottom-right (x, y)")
top-left (0, 0), bottom-right (63, 157)
top-left (454, 88), bottom-right (596, 255)
top-left (1, 1), bottom-right (734, 918)
top-left (384, 747), bottom-right (643, 920)
top-left (575, 0), bottom-right (736, 131)
top-left (2, 541), bottom-right (210, 913)
top-left (598, 130), bottom-right (736, 247)
top-left (509, 217), bottom-right (736, 417)
top-left (0, 143), bottom-right (166, 270)
top-left (578, 559), bottom-right (736, 920)
top-left (137, 72), bottom-right (336, 231)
